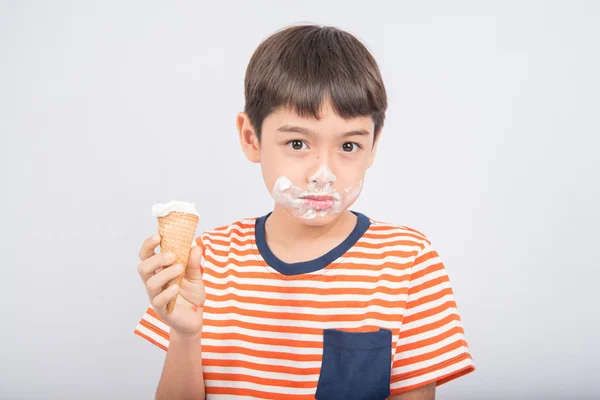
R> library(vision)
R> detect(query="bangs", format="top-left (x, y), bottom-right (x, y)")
top-left (245, 25), bottom-right (387, 138)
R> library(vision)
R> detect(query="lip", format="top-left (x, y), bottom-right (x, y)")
top-left (300, 194), bottom-right (336, 201)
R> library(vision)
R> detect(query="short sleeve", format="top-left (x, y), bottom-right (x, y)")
top-left (133, 235), bottom-right (205, 351)
top-left (389, 242), bottom-right (475, 395)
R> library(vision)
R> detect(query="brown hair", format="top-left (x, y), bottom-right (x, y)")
top-left (243, 24), bottom-right (388, 143)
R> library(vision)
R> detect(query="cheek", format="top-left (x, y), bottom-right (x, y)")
top-left (340, 179), bottom-right (363, 205)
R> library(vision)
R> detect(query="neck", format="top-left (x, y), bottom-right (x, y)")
top-left (265, 206), bottom-right (356, 246)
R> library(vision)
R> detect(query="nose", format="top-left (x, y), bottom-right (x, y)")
top-left (309, 163), bottom-right (337, 185)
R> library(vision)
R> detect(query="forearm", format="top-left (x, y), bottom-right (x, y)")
top-left (156, 331), bottom-right (205, 400)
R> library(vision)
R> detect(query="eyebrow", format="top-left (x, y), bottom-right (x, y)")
top-left (276, 125), bottom-right (371, 138)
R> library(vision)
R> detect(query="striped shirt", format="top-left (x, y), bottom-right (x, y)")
top-left (134, 211), bottom-right (475, 399)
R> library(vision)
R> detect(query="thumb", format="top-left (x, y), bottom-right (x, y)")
top-left (185, 243), bottom-right (203, 280)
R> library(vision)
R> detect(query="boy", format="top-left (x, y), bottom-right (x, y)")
top-left (135, 24), bottom-right (475, 399)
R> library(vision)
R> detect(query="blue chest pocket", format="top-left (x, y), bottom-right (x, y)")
top-left (315, 328), bottom-right (392, 400)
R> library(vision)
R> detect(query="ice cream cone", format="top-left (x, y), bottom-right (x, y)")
top-left (152, 201), bottom-right (200, 314)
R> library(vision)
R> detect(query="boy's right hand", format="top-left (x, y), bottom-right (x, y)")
top-left (137, 234), bottom-right (205, 339)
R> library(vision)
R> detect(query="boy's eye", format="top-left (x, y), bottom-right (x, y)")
top-left (288, 140), bottom-right (307, 150)
top-left (341, 142), bottom-right (360, 152)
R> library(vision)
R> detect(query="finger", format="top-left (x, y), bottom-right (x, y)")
top-left (151, 283), bottom-right (180, 310)
top-left (146, 263), bottom-right (184, 299)
top-left (138, 234), bottom-right (161, 262)
top-left (138, 251), bottom-right (176, 283)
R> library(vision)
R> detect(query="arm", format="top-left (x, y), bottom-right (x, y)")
top-left (156, 331), bottom-right (205, 400)
top-left (389, 382), bottom-right (436, 400)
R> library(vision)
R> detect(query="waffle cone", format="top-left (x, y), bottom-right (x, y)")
top-left (157, 211), bottom-right (199, 314)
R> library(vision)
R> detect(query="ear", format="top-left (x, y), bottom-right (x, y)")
top-left (236, 112), bottom-right (261, 163)
top-left (366, 132), bottom-right (381, 169)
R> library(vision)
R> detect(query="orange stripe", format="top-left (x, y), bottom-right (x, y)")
top-left (413, 249), bottom-right (439, 266)
top-left (206, 228), bottom-right (255, 239)
top-left (202, 331), bottom-right (322, 349)
top-left (208, 386), bottom-right (314, 400)
top-left (205, 280), bottom-right (408, 296)
top-left (203, 358), bottom-right (320, 375)
top-left (402, 300), bottom-right (458, 325)
top-left (206, 246), bottom-right (420, 261)
top-left (406, 285), bottom-right (453, 309)
top-left (396, 325), bottom-right (465, 353)
top-left (204, 305), bottom-right (402, 323)
top-left (212, 221), bottom-right (255, 232)
top-left (398, 313), bottom-right (462, 340)
top-left (134, 329), bottom-right (167, 351)
top-left (205, 265), bottom-right (411, 284)
top-left (138, 319), bottom-right (170, 341)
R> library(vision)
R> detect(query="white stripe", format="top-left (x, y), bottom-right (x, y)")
top-left (391, 356), bottom-right (473, 389)
top-left (202, 338), bottom-right (322, 355)
top-left (203, 380), bottom-right (315, 395)
top-left (407, 269), bottom-right (448, 293)
top-left (202, 260), bottom-right (413, 278)
top-left (206, 286), bottom-right (407, 303)
top-left (392, 346), bottom-right (469, 375)
top-left (205, 231), bottom-right (255, 243)
top-left (403, 293), bottom-right (455, 318)
top-left (205, 298), bottom-right (405, 317)
top-left (202, 324), bottom-right (399, 348)
top-left (397, 331), bottom-right (466, 359)
top-left (406, 280), bottom-right (452, 302)
top-left (203, 312), bottom-right (397, 328)
top-left (397, 319), bottom-right (464, 348)
top-left (209, 241), bottom-right (256, 252)
top-left (410, 254), bottom-right (443, 275)
top-left (203, 352), bottom-right (321, 369)
top-left (202, 324), bottom-right (323, 342)
top-left (135, 324), bottom-right (169, 348)
top-left (204, 365), bottom-right (319, 382)
top-left (141, 308), bottom-right (171, 333)
top-left (204, 365), bottom-right (318, 382)
top-left (359, 235), bottom-right (423, 246)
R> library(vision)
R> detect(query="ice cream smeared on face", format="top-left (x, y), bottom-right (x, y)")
top-left (271, 172), bottom-right (363, 220)
top-left (151, 200), bottom-right (199, 218)
top-left (310, 163), bottom-right (337, 185)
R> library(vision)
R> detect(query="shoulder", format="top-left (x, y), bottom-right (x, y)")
top-left (195, 216), bottom-right (257, 247)
top-left (365, 214), bottom-right (432, 253)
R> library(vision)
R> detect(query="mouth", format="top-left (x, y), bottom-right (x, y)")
top-left (299, 194), bottom-right (337, 210)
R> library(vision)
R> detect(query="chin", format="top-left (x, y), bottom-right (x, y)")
top-left (288, 208), bottom-right (347, 226)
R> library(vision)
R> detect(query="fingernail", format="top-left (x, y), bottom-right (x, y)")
top-left (166, 252), bottom-right (175, 261)
top-left (153, 234), bottom-right (160, 242)
top-left (174, 264), bottom-right (183, 272)
top-left (170, 284), bottom-right (179, 291)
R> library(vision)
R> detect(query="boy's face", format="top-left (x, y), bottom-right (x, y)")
top-left (238, 100), bottom-right (379, 226)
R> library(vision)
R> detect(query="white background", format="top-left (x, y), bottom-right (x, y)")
top-left (1, 1), bottom-right (598, 399)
